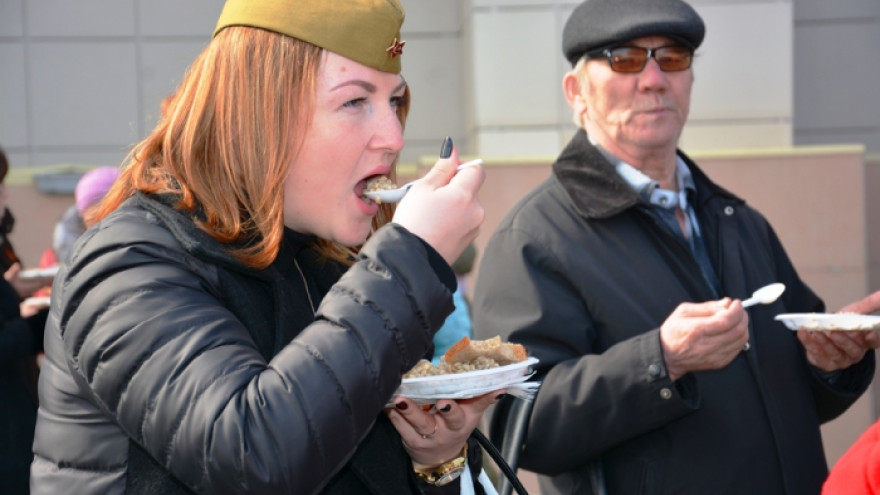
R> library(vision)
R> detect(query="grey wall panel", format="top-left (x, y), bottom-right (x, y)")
top-left (139, 41), bottom-right (210, 131)
top-left (0, 43), bottom-right (28, 148)
top-left (794, 18), bottom-right (880, 152)
top-left (29, 42), bottom-right (139, 147)
top-left (27, 0), bottom-right (135, 37)
top-left (137, 0), bottom-right (222, 37)
top-left (795, 0), bottom-right (880, 21)
top-left (0, 0), bottom-right (24, 36)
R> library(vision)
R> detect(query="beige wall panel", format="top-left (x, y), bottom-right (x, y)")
top-left (472, 0), bottom-right (563, 7)
top-left (867, 158), bottom-right (880, 292)
top-left (472, 9), bottom-right (560, 127)
top-left (6, 187), bottom-right (73, 270)
top-left (797, 270), bottom-right (871, 314)
top-left (696, 150), bottom-right (866, 272)
top-left (823, 393), bottom-right (874, 470)
top-left (689, 3), bottom-right (792, 121)
top-left (397, 36), bottom-right (464, 161)
top-left (477, 128), bottom-right (564, 157)
top-left (401, 0), bottom-right (461, 32)
top-left (681, 123), bottom-right (792, 152)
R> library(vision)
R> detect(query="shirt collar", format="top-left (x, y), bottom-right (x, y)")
top-left (588, 135), bottom-right (694, 210)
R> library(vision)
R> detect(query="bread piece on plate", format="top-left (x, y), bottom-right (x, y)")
top-left (444, 336), bottom-right (527, 366)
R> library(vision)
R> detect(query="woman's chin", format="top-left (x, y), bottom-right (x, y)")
top-left (332, 224), bottom-right (373, 247)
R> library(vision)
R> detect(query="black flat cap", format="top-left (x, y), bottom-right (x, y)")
top-left (562, 0), bottom-right (705, 64)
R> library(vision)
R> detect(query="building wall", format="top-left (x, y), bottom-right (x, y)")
top-left (0, 0), bottom-right (222, 169)
top-left (467, 0), bottom-right (796, 157)
top-left (3, 0), bottom-right (879, 166)
top-left (793, 0), bottom-right (880, 152)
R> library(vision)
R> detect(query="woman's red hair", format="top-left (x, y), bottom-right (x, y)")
top-left (92, 26), bottom-right (408, 268)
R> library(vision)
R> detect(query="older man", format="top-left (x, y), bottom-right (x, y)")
top-left (472, 0), bottom-right (877, 493)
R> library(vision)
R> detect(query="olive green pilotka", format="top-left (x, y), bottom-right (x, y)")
top-left (214, 0), bottom-right (406, 74)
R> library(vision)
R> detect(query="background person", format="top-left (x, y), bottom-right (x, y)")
top-left (431, 243), bottom-right (478, 363)
top-left (819, 291), bottom-right (880, 494)
top-left (52, 166), bottom-right (121, 265)
top-left (472, 0), bottom-right (877, 494)
top-left (35, 166), bottom-right (121, 296)
top-left (0, 147), bottom-right (54, 300)
top-left (30, 1), bottom-right (498, 494)
top-left (0, 145), bottom-right (51, 495)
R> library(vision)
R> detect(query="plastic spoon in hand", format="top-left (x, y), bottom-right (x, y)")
top-left (741, 283), bottom-right (786, 308)
top-left (363, 158), bottom-right (483, 204)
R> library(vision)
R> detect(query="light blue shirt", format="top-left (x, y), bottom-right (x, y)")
top-left (431, 288), bottom-right (473, 364)
top-left (590, 140), bottom-right (720, 296)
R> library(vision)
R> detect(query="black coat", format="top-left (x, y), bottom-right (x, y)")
top-left (32, 192), bottom-right (460, 494)
top-left (473, 129), bottom-right (875, 495)
top-left (0, 275), bottom-right (42, 495)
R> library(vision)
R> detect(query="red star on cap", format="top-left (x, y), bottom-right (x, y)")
top-left (386, 38), bottom-right (405, 58)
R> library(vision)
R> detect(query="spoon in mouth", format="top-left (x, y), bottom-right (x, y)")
top-left (742, 283), bottom-right (786, 308)
top-left (363, 158), bottom-right (483, 204)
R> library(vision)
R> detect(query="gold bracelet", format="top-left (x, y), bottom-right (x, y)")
top-left (412, 445), bottom-right (468, 487)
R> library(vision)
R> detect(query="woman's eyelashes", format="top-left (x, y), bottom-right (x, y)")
top-left (342, 97), bottom-right (367, 110)
top-left (390, 95), bottom-right (406, 109)
top-left (340, 94), bottom-right (405, 113)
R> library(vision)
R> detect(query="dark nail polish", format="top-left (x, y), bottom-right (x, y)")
top-left (395, 401), bottom-right (408, 411)
top-left (439, 136), bottom-right (453, 158)
top-left (438, 404), bottom-right (452, 413)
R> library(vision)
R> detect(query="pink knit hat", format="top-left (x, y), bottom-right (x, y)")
top-left (75, 166), bottom-right (120, 215)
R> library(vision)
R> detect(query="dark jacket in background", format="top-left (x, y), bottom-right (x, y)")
top-left (473, 129), bottom-right (874, 495)
top-left (0, 270), bottom-right (45, 494)
top-left (0, 208), bottom-right (20, 272)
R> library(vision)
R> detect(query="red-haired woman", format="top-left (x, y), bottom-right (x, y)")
top-left (31, 1), bottom-right (497, 494)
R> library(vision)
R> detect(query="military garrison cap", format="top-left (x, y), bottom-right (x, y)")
top-left (214, 0), bottom-right (406, 74)
top-left (562, 0), bottom-right (705, 65)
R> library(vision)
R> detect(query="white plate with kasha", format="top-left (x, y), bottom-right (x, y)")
top-left (775, 313), bottom-right (880, 331)
top-left (395, 357), bottom-right (539, 400)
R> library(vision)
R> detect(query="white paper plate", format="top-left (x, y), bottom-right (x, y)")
top-left (19, 266), bottom-right (59, 279)
top-left (394, 357), bottom-right (539, 401)
top-left (775, 313), bottom-right (880, 331)
top-left (23, 296), bottom-right (51, 308)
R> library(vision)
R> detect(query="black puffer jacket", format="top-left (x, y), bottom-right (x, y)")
top-left (31, 192), bottom-right (456, 494)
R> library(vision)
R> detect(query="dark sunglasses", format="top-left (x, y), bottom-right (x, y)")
top-left (585, 45), bottom-right (694, 73)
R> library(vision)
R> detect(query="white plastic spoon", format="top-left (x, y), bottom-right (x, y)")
top-left (363, 158), bottom-right (483, 204)
top-left (742, 283), bottom-right (786, 308)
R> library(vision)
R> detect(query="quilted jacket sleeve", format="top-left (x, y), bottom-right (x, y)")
top-left (44, 204), bottom-right (451, 494)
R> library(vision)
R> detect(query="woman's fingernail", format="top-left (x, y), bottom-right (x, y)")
top-left (440, 136), bottom-right (453, 158)
top-left (395, 401), bottom-right (408, 411)
top-left (438, 404), bottom-right (452, 413)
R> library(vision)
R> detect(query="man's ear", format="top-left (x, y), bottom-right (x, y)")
top-left (563, 71), bottom-right (588, 121)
